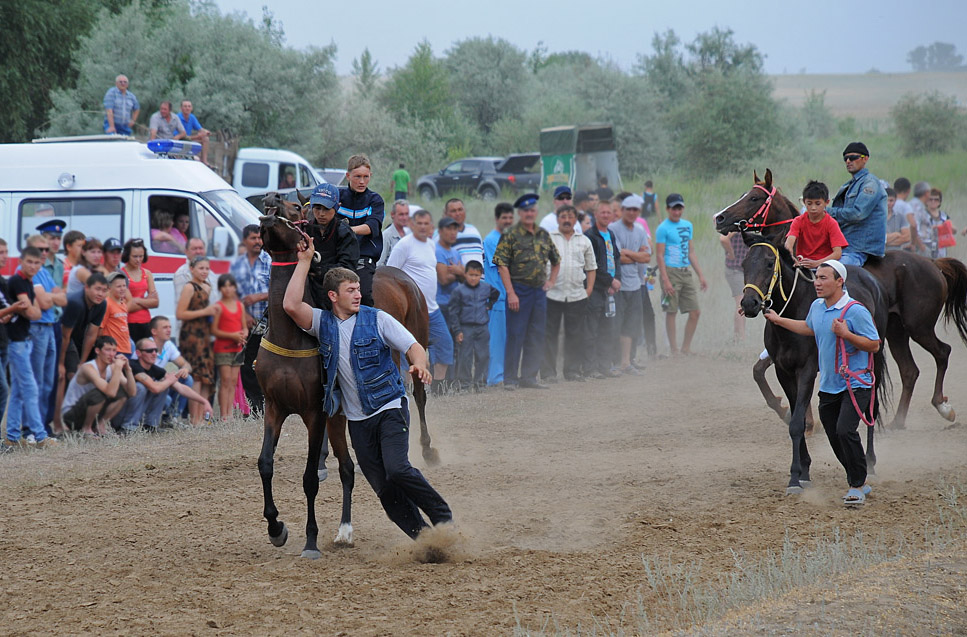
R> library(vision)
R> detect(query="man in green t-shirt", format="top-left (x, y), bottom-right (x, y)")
top-left (391, 163), bottom-right (410, 200)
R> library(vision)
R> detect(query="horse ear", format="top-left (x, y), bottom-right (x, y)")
top-left (297, 190), bottom-right (309, 207)
top-left (764, 169), bottom-right (773, 189)
top-left (753, 169), bottom-right (761, 184)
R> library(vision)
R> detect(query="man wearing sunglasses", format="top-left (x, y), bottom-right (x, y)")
top-left (116, 337), bottom-right (212, 432)
top-left (826, 142), bottom-right (887, 266)
top-left (539, 186), bottom-right (582, 234)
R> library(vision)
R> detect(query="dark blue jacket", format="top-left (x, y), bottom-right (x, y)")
top-left (338, 187), bottom-right (384, 260)
top-left (448, 281), bottom-right (499, 332)
top-left (317, 305), bottom-right (405, 417)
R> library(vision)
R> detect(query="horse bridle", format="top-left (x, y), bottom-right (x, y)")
top-left (743, 242), bottom-right (788, 311)
top-left (735, 184), bottom-right (794, 232)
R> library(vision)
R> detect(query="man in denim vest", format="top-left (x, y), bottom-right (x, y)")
top-left (284, 242), bottom-right (452, 539)
top-left (827, 142), bottom-right (887, 266)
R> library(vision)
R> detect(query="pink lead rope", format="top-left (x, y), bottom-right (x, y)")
top-left (835, 300), bottom-right (877, 427)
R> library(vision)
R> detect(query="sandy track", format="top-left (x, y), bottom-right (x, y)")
top-left (1, 336), bottom-right (966, 635)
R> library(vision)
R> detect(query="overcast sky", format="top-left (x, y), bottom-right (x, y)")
top-left (214, 0), bottom-right (966, 76)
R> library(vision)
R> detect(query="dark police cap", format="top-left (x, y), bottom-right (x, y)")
top-left (438, 216), bottom-right (460, 230)
top-left (843, 141), bottom-right (870, 157)
top-left (514, 193), bottom-right (540, 209)
top-left (36, 219), bottom-right (67, 236)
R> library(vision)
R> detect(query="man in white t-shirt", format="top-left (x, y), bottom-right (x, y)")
top-left (387, 209), bottom-right (454, 389)
top-left (283, 251), bottom-right (452, 540)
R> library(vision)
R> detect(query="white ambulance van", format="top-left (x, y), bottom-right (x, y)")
top-left (0, 136), bottom-right (263, 320)
top-left (232, 147), bottom-right (325, 200)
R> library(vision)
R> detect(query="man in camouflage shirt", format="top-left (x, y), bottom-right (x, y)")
top-left (493, 193), bottom-right (560, 390)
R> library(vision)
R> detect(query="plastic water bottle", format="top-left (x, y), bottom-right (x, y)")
top-left (605, 294), bottom-right (617, 318)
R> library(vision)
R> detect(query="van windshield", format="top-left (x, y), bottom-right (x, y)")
top-left (200, 189), bottom-right (263, 236)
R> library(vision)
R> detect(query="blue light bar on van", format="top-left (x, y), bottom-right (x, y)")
top-left (147, 140), bottom-right (202, 157)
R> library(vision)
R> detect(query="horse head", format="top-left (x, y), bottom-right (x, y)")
top-left (262, 191), bottom-right (306, 223)
top-left (740, 232), bottom-right (795, 318)
top-left (713, 169), bottom-right (775, 235)
top-left (259, 202), bottom-right (308, 257)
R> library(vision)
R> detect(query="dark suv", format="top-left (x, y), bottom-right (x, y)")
top-left (416, 153), bottom-right (541, 201)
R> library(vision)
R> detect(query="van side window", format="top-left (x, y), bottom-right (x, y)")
top-left (299, 164), bottom-right (315, 188)
top-left (241, 162), bottom-right (270, 189)
top-left (278, 163), bottom-right (297, 189)
top-left (148, 195), bottom-right (192, 254)
top-left (191, 204), bottom-right (236, 258)
top-left (18, 198), bottom-right (123, 250)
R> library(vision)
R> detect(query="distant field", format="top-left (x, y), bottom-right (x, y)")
top-left (771, 71), bottom-right (967, 119)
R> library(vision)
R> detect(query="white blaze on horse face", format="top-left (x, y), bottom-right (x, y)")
top-left (714, 194), bottom-right (746, 224)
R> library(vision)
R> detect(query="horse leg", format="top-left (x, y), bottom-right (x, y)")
top-left (299, 409), bottom-right (326, 559)
top-left (411, 373), bottom-right (439, 465)
top-left (908, 325), bottom-right (955, 422)
top-left (327, 413), bottom-right (355, 545)
top-left (775, 367), bottom-right (806, 494)
top-left (885, 317), bottom-right (919, 429)
top-left (753, 356), bottom-right (788, 423)
top-left (258, 403), bottom-right (287, 547)
top-left (791, 366), bottom-right (816, 486)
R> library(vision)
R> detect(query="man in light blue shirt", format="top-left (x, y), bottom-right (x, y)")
top-left (655, 193), bottom-right (707, 355)
top-left (103, 75), bottom-right (139, 135)
top-left (482, 203), bottom-right (513, 385)
top-left (178, 100), bottom-right (211, 165)
top-left (764, 260), bottom-right (881, 506)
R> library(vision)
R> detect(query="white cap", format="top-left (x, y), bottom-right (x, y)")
top-left (821, 259), bottom-right (847, 282)
top-left (622, 194), bottom-right (644, 209)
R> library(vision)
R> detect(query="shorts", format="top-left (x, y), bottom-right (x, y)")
top-left (62, 388), bottom-right (124, 431)
top-left (724, 267), bottom-right (744, 297)
top-left (214, 351), bottom-right (243, 367)
top-left (619, 289), bottom-right (643, 337)
top-left (427, 308), bottom-right (454, 366)
top-left (663, 268), bottom-right (699, 314)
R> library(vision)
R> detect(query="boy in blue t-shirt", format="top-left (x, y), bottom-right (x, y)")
top-left (655, 193), bottom-right (707, 355)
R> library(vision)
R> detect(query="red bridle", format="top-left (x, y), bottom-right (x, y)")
top-left (736, 184), bottom-right (794, 232)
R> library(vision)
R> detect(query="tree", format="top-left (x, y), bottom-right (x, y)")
top-left (892, 92), bottom-right (965, 155)
top-left (444, 37), bottom-right (527, 134)
top-left (907, 42), bottom-right (964, 71)
top-left (380, 41), bottom-right (454, 125)
top-left (352, 48), bottom-right (380, 97)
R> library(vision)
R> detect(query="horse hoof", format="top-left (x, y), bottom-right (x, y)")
top-left (301, 549), bottom-right (321, 560)
top-left (318, 467), bottom-right (329, 482)
top-left (422, 447), bottom-right (441, 466)
top-left (937, 402), bottom-right (956, 422)
top-left (334, 523), bottom-right (354, 546)
top-left (269, 523), bottom-right (288, 547)
top-left (800, 480), bottom-right (812, 488)
top-left (786, 485), bottom-right (804, 495)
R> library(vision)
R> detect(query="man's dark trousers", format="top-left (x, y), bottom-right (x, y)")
top-left (241, 331), bottom-right (264, 415)
top-left (818, 389), bottom-right (869, 488)
top-left (542, 298), bottom-right (588, 379)
top-left (585, 289), bottom-right (618, 373)
top-left (347, 398), bottom-right (452, 539)
top-left (504, 282), bottom-right (546, 386)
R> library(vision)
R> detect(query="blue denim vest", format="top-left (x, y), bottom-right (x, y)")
top-left (827, 168), bottom-right (887, 257)
top-left (317, 305), bottom-right (406, 418)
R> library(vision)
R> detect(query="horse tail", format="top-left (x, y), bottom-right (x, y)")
top-left (873, 346), bottom-right (891, 431)
top-left (935, 257), bottom-right (967, 345)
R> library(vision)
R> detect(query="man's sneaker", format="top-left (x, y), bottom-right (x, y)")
top-left (25, 434), bottom-right (37, 445)
top-left (35, 437), bottom-right (60, 449)
top-left (620, 365), bottom-right (642, 376)
top-left (2, 439), bottom-right (28, 451)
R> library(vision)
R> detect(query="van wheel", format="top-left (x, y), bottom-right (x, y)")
top-left (419, 186), bottom-right (435, 201)
top-left (479, 186), bottom-right (497, 201)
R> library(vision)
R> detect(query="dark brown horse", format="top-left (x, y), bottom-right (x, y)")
top-left (255, 193), bottom-right (439, 558)
top-left (715, 169), bottom-right (967, 429)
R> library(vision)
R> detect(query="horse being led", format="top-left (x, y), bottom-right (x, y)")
top-left (740, 236), bottom-right (889, 494)
top-left (716, 170), bottom-right (967, 429)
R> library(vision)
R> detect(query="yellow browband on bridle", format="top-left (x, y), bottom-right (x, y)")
top-left (259, 337), bottom-right (319, 358)
top-left (742, 242), bottom-right (788, 307)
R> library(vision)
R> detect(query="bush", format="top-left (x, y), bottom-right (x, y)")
top-left (892, 91), bottom-right (966, 155)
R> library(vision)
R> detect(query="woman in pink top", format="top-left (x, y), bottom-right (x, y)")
top-left (121, 238), bottom-right (158, 342)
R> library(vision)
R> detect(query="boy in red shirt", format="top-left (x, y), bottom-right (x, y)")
top-left (784, 181), bottom-right (848, 268)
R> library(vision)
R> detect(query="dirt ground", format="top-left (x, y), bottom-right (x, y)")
top-left (2, 332), bottom-right (967, 636)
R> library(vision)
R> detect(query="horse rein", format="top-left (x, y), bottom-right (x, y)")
top-left (743, 242), bottom-right (788, 311)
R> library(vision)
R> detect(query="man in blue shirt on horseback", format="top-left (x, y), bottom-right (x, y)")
top-left (763, 260), bottom-right (880, 506)
top-left (283, 241), bottom-right (453, 539)
top-left (827, 142), bottom-right (887, 266)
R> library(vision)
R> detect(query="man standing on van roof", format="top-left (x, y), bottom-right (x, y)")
top-left (103, 75), bottom-right (139, 136)
top-left (149, 101), bottom-right (186, 141)
top-left (338, 154), bottom-right (384, 307)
